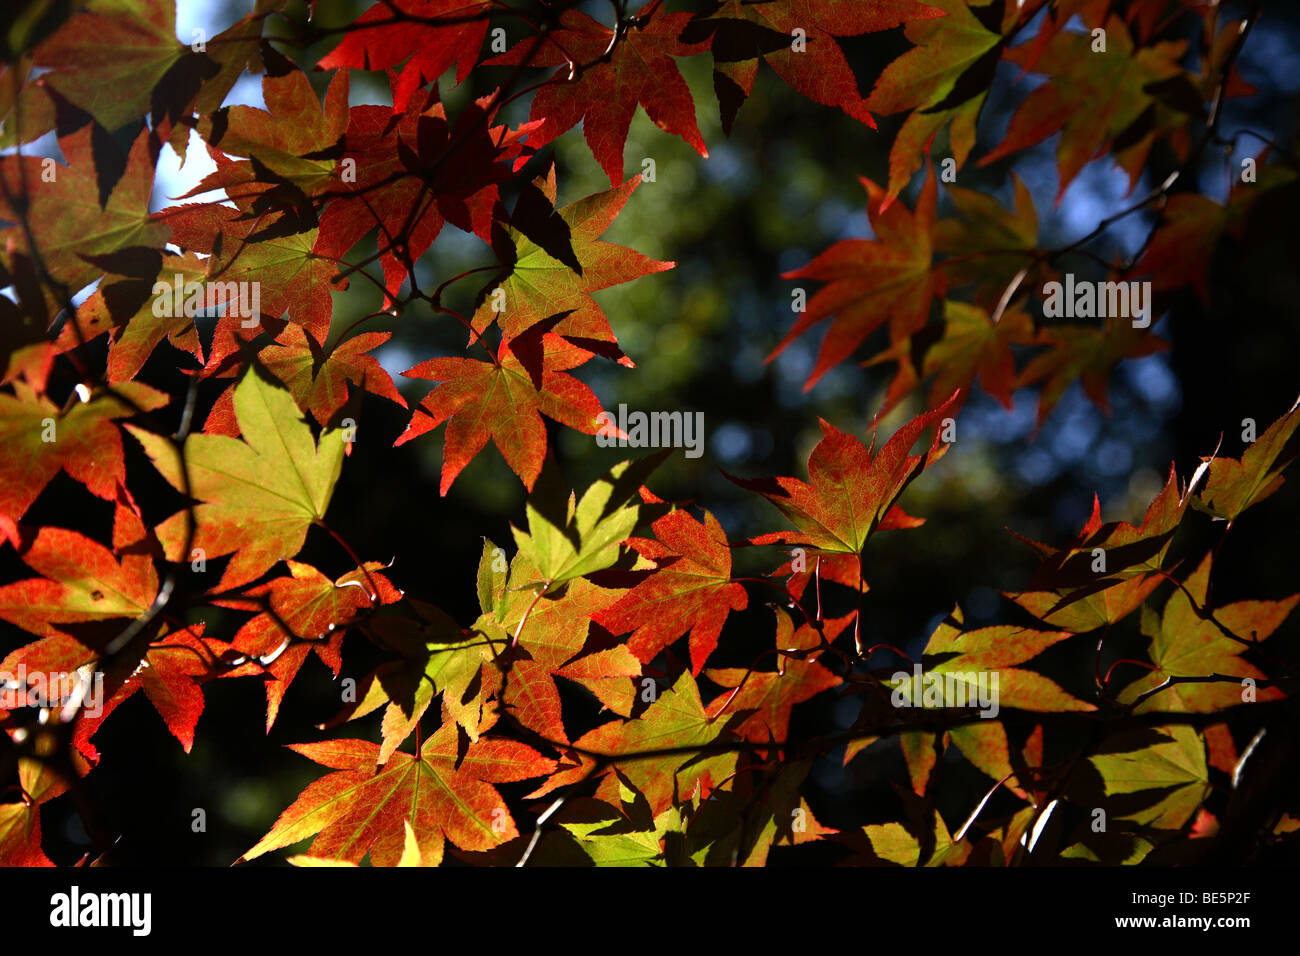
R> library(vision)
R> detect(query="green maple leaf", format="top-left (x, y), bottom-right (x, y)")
top-left (470, 168), bottom-right (673, 359)
top-left (1192, 394), bottom-right (1300, 523)
top-left (328, 596), bottom-right (494, 757)
top-left (1117, 553), bottom-right (1296, 713)
top-left (510, 453), bottom-right (667, 595)
top-left (1006, 573), bottom-right (1163, 634)
top-left (864, 811), bottom-right (969, 867)
top-left (867, 0), bottom-right (1003, 204)
top-left (29, 0), bottom-right (187, 132)
top-left (558, 781), bottom-right (679, 867)
top-left (1089, 725), bottom-right (1209, 830)
top-left (889, 606), bottom-right (1095, 713)
top-left (533, 671), bottom-right (739, 817)
top-left (126, 368), bottom-right (344, 590)
top-left (0, 125), bottom-right (168, 298)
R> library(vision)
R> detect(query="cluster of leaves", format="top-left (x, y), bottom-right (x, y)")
top-left (1, 0), bottom-right (1298, 867)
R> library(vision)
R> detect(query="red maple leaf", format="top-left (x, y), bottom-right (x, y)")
top-left (0, 382), bottom-right (168, 522)
top-left (215, 560), bottom-right (404, 730)
top-left (313, 85), bottom-right (535, 302)
top-left (728, 391), bottom-right (958, 556)
top-left (771, 167), bottom-right (942, 390)
top-left (396, 332), bottom-right (608, 495)
top-left (242, 726), bottom-right (555, 866)
top-left (488, 2), bottom-right (709, 185)
top-left (318, 0), bottom-right (494, 101)
top-left (593, 503), bottom-right (748, 675)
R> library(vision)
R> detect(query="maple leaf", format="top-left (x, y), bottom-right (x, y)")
top-left (0, 125), bottom-right (168, 299)
top-left (866, 302), bottom-right (1034, 417)
top-left (241, 726), bottom-right (554, 866)
top-left (558, 795), bottom-right (677, 867)
top-left (888, 606), bottom-right (1095, 713)
top-left (54, 251), bottom-right (207, 385)
top-left (160, 202), bottom-right (338, 345)
top-left (593, 503), bottom-right (747, 675)
top-left (312, 86), bottom-right (533, 301)
top-left (215, 560), bottom-right (404, 730)
top-left (395, 641), bottom-right (500, 750)
top-left (0, 758), bottom-right (59, 866)
top-left (682, 759), bottom-right (835, 866)
top-left (0, 501), bottom-right (236, 756)
top-left (76, 623), bottom-right (224, 753)
top-left (488, 3), bottom-right (709, 185)
top-left (1089, 725), bottom-right (1209, 830)
top-left (0, 252), bottom-right (56, 390)
top-left (0, 381), bottom-right (168, 522)
top-left (772, 168), bottom-right (942, 389)
top-left (1012, 463), bottom-right (1201, 611)
top-left (727, 391), bottom-right (958, 556)
top-left (555, 760), bottom-right (831, 867)
top-left (26, 0), bottom-right (194, 132)
top-left (506, 452), bottom-right (670, 595)
top-left (189, 10), bottom-right (276, 121)
top-left (289, 819), bottom-right (435, 868)
top-left (478, 545), bottom-right (638, 745)
top-left (0, 526), bottom-right (157, 639)
top-left (863, 811), bottom-right (970, 866)
top-left (509, 454), bottom-right (666, 594)
top-left (1116, 553), bottom-right (1296, 714)
top-left (1016, 316), bottom-right (1170, 427)
top-left (867, 0), bottom-right (1003, 205)
top-left (471, 168), bottom-right (673, 359)
top-left (770, 549), bottom-right (862, 607)
top-left (979, 16), bottom-right (1189, 200)
top-left (335, 600), bottom-right (499, 760)
top-left (1133, 193), bottom-right (1229, 307)
top-left (704, 608), bottom-right (845, 741)
top-left (947, 720), bottom-right (1030, 799)
top-left (1006, 573), bottom-right (1163, 633)
top-left (681, 0), bottom-right (944, 135)
top-left (256, 325), bottom-right (407, 427)
top-left (125, 369), bottom-right (345, 591)
top-left (193, 67), bottom-right (349, 198)
top-left (396, 332), bottom-right (609, 495)
top-left (933, 174), bottom-right (1042, 309)
top-left (1191, 394), bottom-right (1300, 523)
top-left (318, 0), bottom-right (493, 96)
top-left (531, 671), bottom-right (739, 817)
top-left (898, 730), bottom-right (939, 796)
top-left (917, 302), bottom-right (1032, 408)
